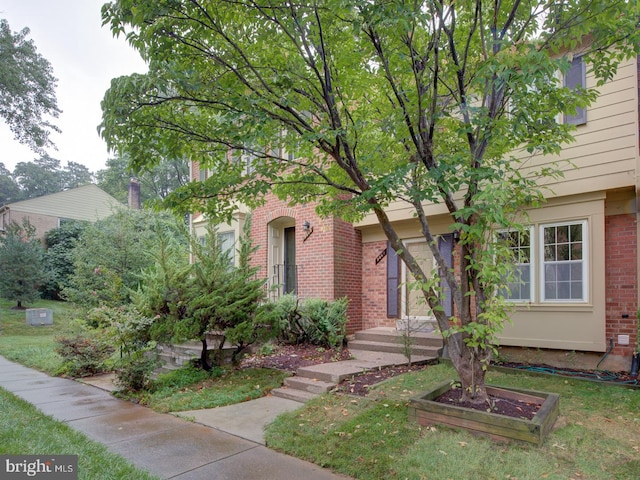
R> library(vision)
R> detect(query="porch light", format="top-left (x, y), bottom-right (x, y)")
top-left (302, 220), bottom-right (314, 241)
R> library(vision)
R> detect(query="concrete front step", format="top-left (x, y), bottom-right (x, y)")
top-left (348, 349), bottom-right (436, 366)
top-left (348, 339), bottom-right (441, 357)
top-left (272, 344), bottom-right (441, 403)
top-left (353, 327), bottom-right (443, 347)
top-left (283, 376), bottom-right (336, 394)
top-left (296, 359), bottom-right (397, 384)
top-left (271, 387), bottom-right (320, 403)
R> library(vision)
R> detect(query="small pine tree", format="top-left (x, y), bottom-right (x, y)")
top-left (182, 218), bottom-right (268, 369)
top-left (0, 219), bottom-right (47, 308)
top-left (136, 216), bottom-right (270, 370)
top-left (134, 228), bottom-right (191, 339)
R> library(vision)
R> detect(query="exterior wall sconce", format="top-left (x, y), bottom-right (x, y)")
top-left (302, 220), bottom-right (314, 242)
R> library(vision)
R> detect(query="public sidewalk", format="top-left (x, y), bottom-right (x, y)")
top-left (0, 355), bottom-right (350, 479)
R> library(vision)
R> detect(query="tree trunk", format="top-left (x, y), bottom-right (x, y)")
top-left (446, 334), bottom-right (490, 404)
top-left (200, 338), bottom-right (212, 371)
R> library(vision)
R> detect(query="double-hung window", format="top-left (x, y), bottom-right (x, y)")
top-left (501, 221), bottom-right (588, 303)
top-left (218, 231), bottom-right (236, 266)
top-left (499, 228), bottom-right (533, 302)
top-left (541, 221), bottom-right (587, 301)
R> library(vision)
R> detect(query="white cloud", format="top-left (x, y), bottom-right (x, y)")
top-left (0, 0), bottom-right (147, 173)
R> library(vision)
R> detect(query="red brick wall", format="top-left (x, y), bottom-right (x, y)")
top-left (249, 193), bottom-right (363, 331)
top-left (332, 218), bottom-right (363, 333)
top-left (605, 213), bottom-right (638, 356)
top-left (362, 240), bottom-right (395, 329)
top-left (191, 162), bottom-right (200, 181)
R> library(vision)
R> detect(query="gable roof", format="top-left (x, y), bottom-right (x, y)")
top-left (2, 184), bottom-right (123, 222)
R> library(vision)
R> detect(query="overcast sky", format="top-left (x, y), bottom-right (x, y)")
top-left (0, 0), bottom-right (147, 174)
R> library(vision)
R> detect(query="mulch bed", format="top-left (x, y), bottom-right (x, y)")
top-left (239, 344), bottom-right (352, 373)
top-left (241, 344), bottom-right (639, 401)
top-left (434, 387), bottom-right (540, 420)
top-left (334, 363), bottom-right (430, 396)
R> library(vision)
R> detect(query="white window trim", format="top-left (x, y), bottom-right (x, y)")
top-left (539, 220), bottom-right (588, 303)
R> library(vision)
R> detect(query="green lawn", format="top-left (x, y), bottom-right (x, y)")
top-left (121, 365), bottom-right (291, 413)
top-left (0, 299), bottom-right (79, 374)
top-left (265, 363), bottom-right (640, 480)
top-left (0, 387), bottom-right (159, 480)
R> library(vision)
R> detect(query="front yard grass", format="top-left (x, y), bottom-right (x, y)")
top-left (265, 363), bottom-right (640, 480)
top-left (0, 387), bottom-right (159, 480)
top-left (0, 299), bottom-right (78, 374)
top-left (1, 300), bottom-right (288, 412)
top-left (121, 365), bottom-right (290, 413)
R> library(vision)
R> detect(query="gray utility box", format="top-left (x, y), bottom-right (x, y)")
top-left (26, 308), bottom-right (53, 326)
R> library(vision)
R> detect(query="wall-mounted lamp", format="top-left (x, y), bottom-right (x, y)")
top-left (302, 220), bottom-right (314, 242)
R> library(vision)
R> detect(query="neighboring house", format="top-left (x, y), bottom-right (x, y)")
top-left (191, 54), bottom-right (639, 367)
top-left (0, 184), bottom-right (123, 240)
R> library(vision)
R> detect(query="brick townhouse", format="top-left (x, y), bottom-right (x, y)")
top-left (191, 54), bottom-right (640, 370)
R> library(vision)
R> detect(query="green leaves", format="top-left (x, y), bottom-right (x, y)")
top-left (0, 219), bottom-right (46, 308)
top-left (0, 19), bottom-right (60, 152)
top-left (100, 0), bottom-right (640, 390)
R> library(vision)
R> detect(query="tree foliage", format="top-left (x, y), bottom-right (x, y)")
top-left (137, 218), bottom-right (268, 370)
top-left (0, 219), bottom-right (47, 308)
top-left (63, 208), bottom-right (187, 308)
top-left (96, 155), bottom-right (189, 205)
top-left (41, 220), bottom-right (89, 300)
top-left (100, 0), bottom-right (640, 401)
top-left (0, 162), bottom-right (21, 205)
top-left (0, 19), bottom-right (60, 152)
top-left (0, 156), bottom-right (93, 204)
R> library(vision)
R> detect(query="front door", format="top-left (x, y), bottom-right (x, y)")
top-left (283, 227), bottom-right (296, 294)
top-left (403, 241), bottom-right (434, 320)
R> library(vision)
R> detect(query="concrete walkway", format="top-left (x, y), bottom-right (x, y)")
top-left (0, 355), bottom-right (350, 480)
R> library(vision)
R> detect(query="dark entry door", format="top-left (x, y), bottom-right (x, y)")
top-left (283, 227), bottom-right (296, 294)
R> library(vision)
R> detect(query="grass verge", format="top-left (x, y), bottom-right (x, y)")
top-left (0, 387), bottom-right (159, 480)
top-left (265, 363), bottom-right (640, 480)
top-left (119, 365), bottom-right (291, 413)
top-left (0, 299), bottom-right (79, 374)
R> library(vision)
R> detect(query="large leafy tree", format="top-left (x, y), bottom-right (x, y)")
top-left (100, 0), bottom-right (640, 402)
top-left (0, 162), bottom-right (21, 205)
top-left (96, 155), bottom-right (189, 205)
top-left (9, 156), bottom-right (93, 201)
top-left (0, 19), bottom-right (60, 152)
top-left (0, 219), bottom-right (47, 308)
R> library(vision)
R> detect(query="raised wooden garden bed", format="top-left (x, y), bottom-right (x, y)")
top-left (408, 381), bottom-right (559, 445)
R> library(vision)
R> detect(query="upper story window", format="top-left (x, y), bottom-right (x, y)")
top-left (232, 145), bottom-right (257, 176)
top-left (218, 231), bottom-right (236, 266)
top-left (563, 56), bottom-right (587, 125)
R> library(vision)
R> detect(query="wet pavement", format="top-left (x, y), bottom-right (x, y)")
top-left (0, 355), bottom-right (350, 479)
